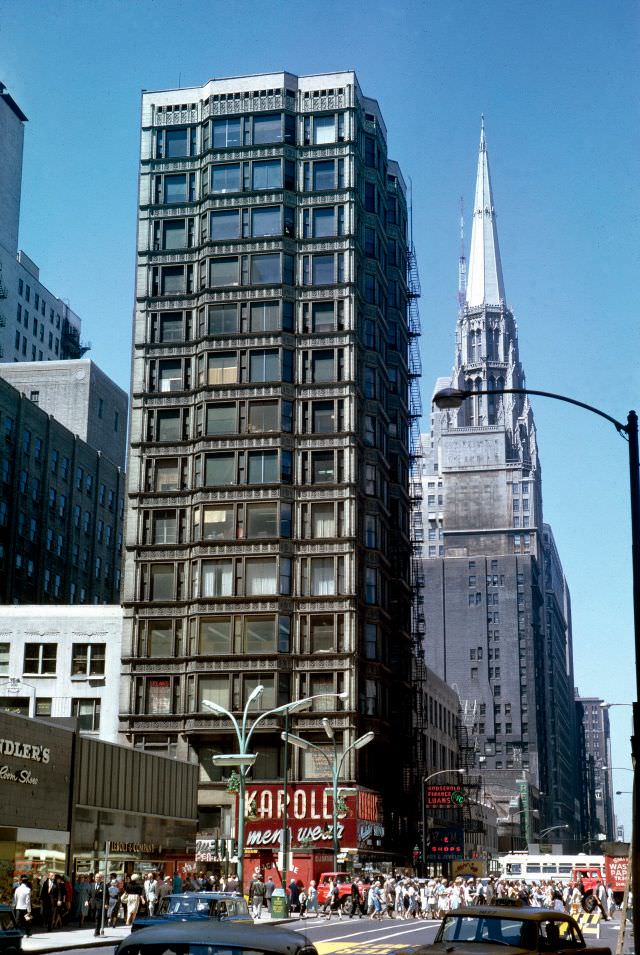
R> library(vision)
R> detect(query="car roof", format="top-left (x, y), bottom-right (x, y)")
top-left (117, 918), bottom-right (314, 954)
top-left (169, 891), bottom-right (242, 899)
top-left (451, 907), bottom-right (579, 923)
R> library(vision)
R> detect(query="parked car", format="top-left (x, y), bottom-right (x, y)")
top-left (131, 891), bottom-right (251, 932)
top-left (411, 907), bottom-right (612, 955)
top-left (0, 906), bottom-right (22, 954)
top-left (116, 919), bottom-right (317, 955)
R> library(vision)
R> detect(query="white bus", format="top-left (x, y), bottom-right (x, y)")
top-left (497, 852), bottom-right (604, 883)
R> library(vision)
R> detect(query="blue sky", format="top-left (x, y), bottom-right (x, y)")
top-left (2, 0), bottom-right (638, 834)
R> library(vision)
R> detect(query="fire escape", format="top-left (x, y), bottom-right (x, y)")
top-left (407, 242), bottom-right (426, 786)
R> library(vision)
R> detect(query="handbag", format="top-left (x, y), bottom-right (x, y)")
top-left (121, 892), bottom-right (129, 903)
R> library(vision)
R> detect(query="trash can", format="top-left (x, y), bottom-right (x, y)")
top-left (270, 887), bottom-right (289, 918)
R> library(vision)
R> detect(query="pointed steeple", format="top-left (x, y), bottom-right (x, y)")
top-left (465, 117), bottom-right (505, 307)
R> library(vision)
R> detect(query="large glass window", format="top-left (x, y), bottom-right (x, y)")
top-left (253, 114), bottom-right (282, 145)
top-left (312, 401), bottom-right (335, 433)
top-left (159, 312), bottom-right (183, 342)
top-left (165, 128), bottom-right (189, 158)
top-left (208, 304), bottom-right (238, 335)
top-left (158, 360), bottom-right (182, 392)
top-left (312, 255), bottom-right (334, 285)
top-left (210, 257), bottom-right (239, 287)
top-left (245, 616), bottom-right (277, 653)
top-left (251, 253), bottom-right (281, 285)
top-left (312, 350), bottom-right (335, 381)
top-left (310, 558), bottom-right (336, 596)
top-left (155, 458), bottom-right (179, 491)
top-left (150, 564), bottom-right (174, 600)
top-left (200, 617), bottom-right (232, 654)
top-left (248, 401), bottom-right (279, 433)
top-left (251, 206), bottom-right (281, 237)
top-left (248, 451), bottom-right (278, 483)
top-left (153, 511), bottom-right (177, 544)
top-left (72, 698), bottom-right (101, 731)
top-left (204, 453), bottom-right (235, 486)
top-left (252, 160), bottom-right (282, 190)
top-left (206, 404), bottom-right (236, 435)
top-left (312, 452), bottom-right (335, 483)
top-left (210, 210), bottom-right (240, 240)
top-left (246, 558), bottom-right (278, 595)
top-left (164, 175), bottom-right (187, 203)
top-left (310, 616), bottom-right (334, 652)
top-left (157, 410), bottom-right (181, 442)
top-left (211, 163), bottom-right (241, 193)
top-left (71, 644), bottom-right (106, 677)
top-left (314, 116), bottom-right (336, 144)
top-left (208, 353), bottom-right (237, 385)
top-left (201, 505), bottom-right (235, 540)
top-left (163, 219), bottom-right (187, 249)
top-left (199, 675), bottom-right (230, 710)
top-left (0, 644), bottom-right (8, 676)
top-left (212, 118), bottom-right (241, 149)
top-left (313, 161), bottom-right (335, 190)
top-left (250, 302), bottom-right (279, 332)
top-left (312, 302), bottom-right (335, 332)
top-left (246, 503), bottom-right (278, 539)
top-left (249, 349), bottom-right (279, 382)
top-left (311, 503), bottom-right (335, 537)
top-left (161, 267), bottom-right (184, 294)
top-left (244, 675), bottom-right (275, 710)
top-left (24, 643), bottom-right (57, 675)
top-left (148, 622), bottom-right (173, 657)
top-left (201, 560), bottom-right (233, 597)
top-left (312, 208), bottom-right (335, 237)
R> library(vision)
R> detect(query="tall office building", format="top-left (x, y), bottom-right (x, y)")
top-left (575, 693), bottom-right (615, 840)
top-left (121, 72), bottom-right (415, 862)
top-left (422, 123), bottom-right (580, 835)
top-left (0, 83), bottom-right (86, 363)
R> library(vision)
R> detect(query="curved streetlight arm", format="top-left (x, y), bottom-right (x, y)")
top-left (433, 386), bottom-right (627, 434)
top-left (201, 699), bottom-right (242, 746)
top-left (246, 691), bottom-right (347, 750)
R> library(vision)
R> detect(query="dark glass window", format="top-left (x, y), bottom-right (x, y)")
top-left (211, 163), bottom-right (241, 193)
top-left (251, 253), bottom-right (281, 284)
top-left (313, 208), bottom-right (335, 237)
top-left (312, 452), bottom-right (335, 483)
top-left (165, 129), bottom-right (189, 158)
top-left (248, 401), bottom-right (279, 433)
top-left (210, 257), bottom-right (239, 287)
top-left (164, 175), bottom-right (187, 203)
top-left (312, 255), bottom-right (334, 285)
top-left (313, 161), bottom-right (334, 190)
top-left (312, 401), bottom-right (335, 433)
top-left (246, 504), bottom-right (278, 539)
top-left (157, 410), bottom-right (181, 441)
top-left (250, 302), bottom-right (279, 332)
top-left (252, 160), bottom-right (282, 190)
top-left (312, 302), bottom-right (334, 331)
top-left (250, 350), bottom-right (279, 382)
top-left (212, 118), bottom-right (241, 148)
top-left (208, 304), bottom-right (238, 335)
top-left (204, 453), bottom-right (235, 485)
top-left (210, 210), bottom-right (240, 240)
top-left (251, 206), bottom-right (281, 237)
top-left (206, 404), bottom-right (236, 435)
top-left (163, 220), bottom-right (187, 249)
top-left (161, 267), bottom-right (184, 295)
top-left (253, 114), bottom-right (282, 145)
top-left (248, 451), bottom-right (278, 484)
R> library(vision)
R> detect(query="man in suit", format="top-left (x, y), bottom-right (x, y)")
top-left (93, 874), bottom-right (107, 936)
top-left (39, 871), bottom-right (57, 931)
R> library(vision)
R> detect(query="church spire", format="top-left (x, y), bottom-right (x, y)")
top-left (465, 117), bottom-right (505, 307)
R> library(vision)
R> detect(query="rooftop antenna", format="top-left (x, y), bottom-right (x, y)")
top-left (457, 195), bottom-right (466, 310)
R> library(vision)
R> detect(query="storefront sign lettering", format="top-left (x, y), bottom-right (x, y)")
top-left (246, 823), bottom-right (345, 847)
top-left (0, 738), bottom-right (50, 763)
top-left (110, 841), bottom-right (161, 854)
top-left (0, 764), bottom-right (39, 785)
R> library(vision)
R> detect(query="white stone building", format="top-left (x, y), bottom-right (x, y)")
top-left (0, 605), bottom-right (123, 742)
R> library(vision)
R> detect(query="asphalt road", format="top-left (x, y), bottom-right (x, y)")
top-left (57, 912), bottom-right (632, 955)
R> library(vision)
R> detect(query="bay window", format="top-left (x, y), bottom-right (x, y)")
top-left (163, 175), bottom-right (187, 203)
top-left (210, 209), bottom-right (240, 240)
top-left (310, 557), bottom-right (335, 596)
top-left (252, 160), bottom-right (282, 190)
top-left (211, 163), bottom-right (241, 194)
top-left (251, 253), bottom-right (281, 285)
top-left (163, 219), bottom-right (187, 249)
top-left (158, 360), bottom-right (182, 392)
top-left (207, 353), bottom-right (237, 385)
top-left (313, 115), bottom-right (336, 144)
top-left (204, 453), bottom-right (235, 486)
top-left (199, 675), bottom-right (230, 710)
top-left (210, 257), bottom-right (239, 287)
top-left (246, 503), bottom-right (278, 539)
top-left (250, 301), bottom-right (279, 332)
top-left (199, 617), bottom-right (232, 654)
top-left (244, 675), bottom-right (275, 710)
top-left (252, 113), bottom-right (282, 145)
top-left (208, 303), bottom-right (238, 334)
top-left (245, 558), bottom-right (277, 596)
top-left (155, 458), bottom-right (179, 491)
top-left (311, 502), bottom-right (335, 538)
top-left (153, 510), bottom-right (177, 544)
top-left (148, 621), bottom-right (173, 657)
top-left (150, 564), bottom-right (174, 600)
top-left (249, 349), bottom-right (279, 382)
top-left (244, 616), bottom-right (277, 653)
top-left (248, 401), bottom-right (279, 433)
top-left (206, 403), bottom-right (236, 435)
top-left (200, 505), bottom-right (235, 540)
top-left (251, 206), bottom-right (281, 237)
top-left (201, 559), bottom-right (233, 597)
top-left (309, 615), bottom-right (334, 652)
top-left (248, 450), bottom-right (278, 483)
top-left (212, 118), bottom-right (241, 148)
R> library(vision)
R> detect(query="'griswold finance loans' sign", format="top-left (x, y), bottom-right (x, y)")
top-left (242, 784), bottom-right (383, 848)
top-left (0, 712), bottom-right (73, 831)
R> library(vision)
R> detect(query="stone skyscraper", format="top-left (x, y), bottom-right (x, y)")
top-left (422, 123), bottom-right (580, 836)
top-left (120, 71), bottom-right (417, 866)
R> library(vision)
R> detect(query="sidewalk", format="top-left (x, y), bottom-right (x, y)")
top-left (21, 914), bottom-right (295, 952)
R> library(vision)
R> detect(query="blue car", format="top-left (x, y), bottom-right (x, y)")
top-left (0, 906), bottom-right (22, 953)
top-left (131, 891), bottom-right (251, 932)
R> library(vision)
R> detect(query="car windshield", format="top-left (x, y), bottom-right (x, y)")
top-left (439, 915), bottom-right (529, 946)
top-left (160, 897), bottom-right (248, 917)
top-left (132, 948), bottom-right (301, 955)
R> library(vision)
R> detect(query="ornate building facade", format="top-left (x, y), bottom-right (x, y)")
top-left (422, 123), bottom-right (580, 837)
top-left (120, 71), bottom-right (415, 862)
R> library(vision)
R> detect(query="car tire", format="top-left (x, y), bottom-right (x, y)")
top-left (582, 895), bottom-right (597, 913)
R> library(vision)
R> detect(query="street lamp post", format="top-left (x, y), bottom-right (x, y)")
top-left (538, 824), bottom-right (569, 840)
top-left (203, 688), bottom-right (343, 889)
top-left (434, 385), bottom-right (639, 941)
top-left (282, 725), bottom-right (375, 869)
top-left (420, 768), bottom-right (466, 876)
